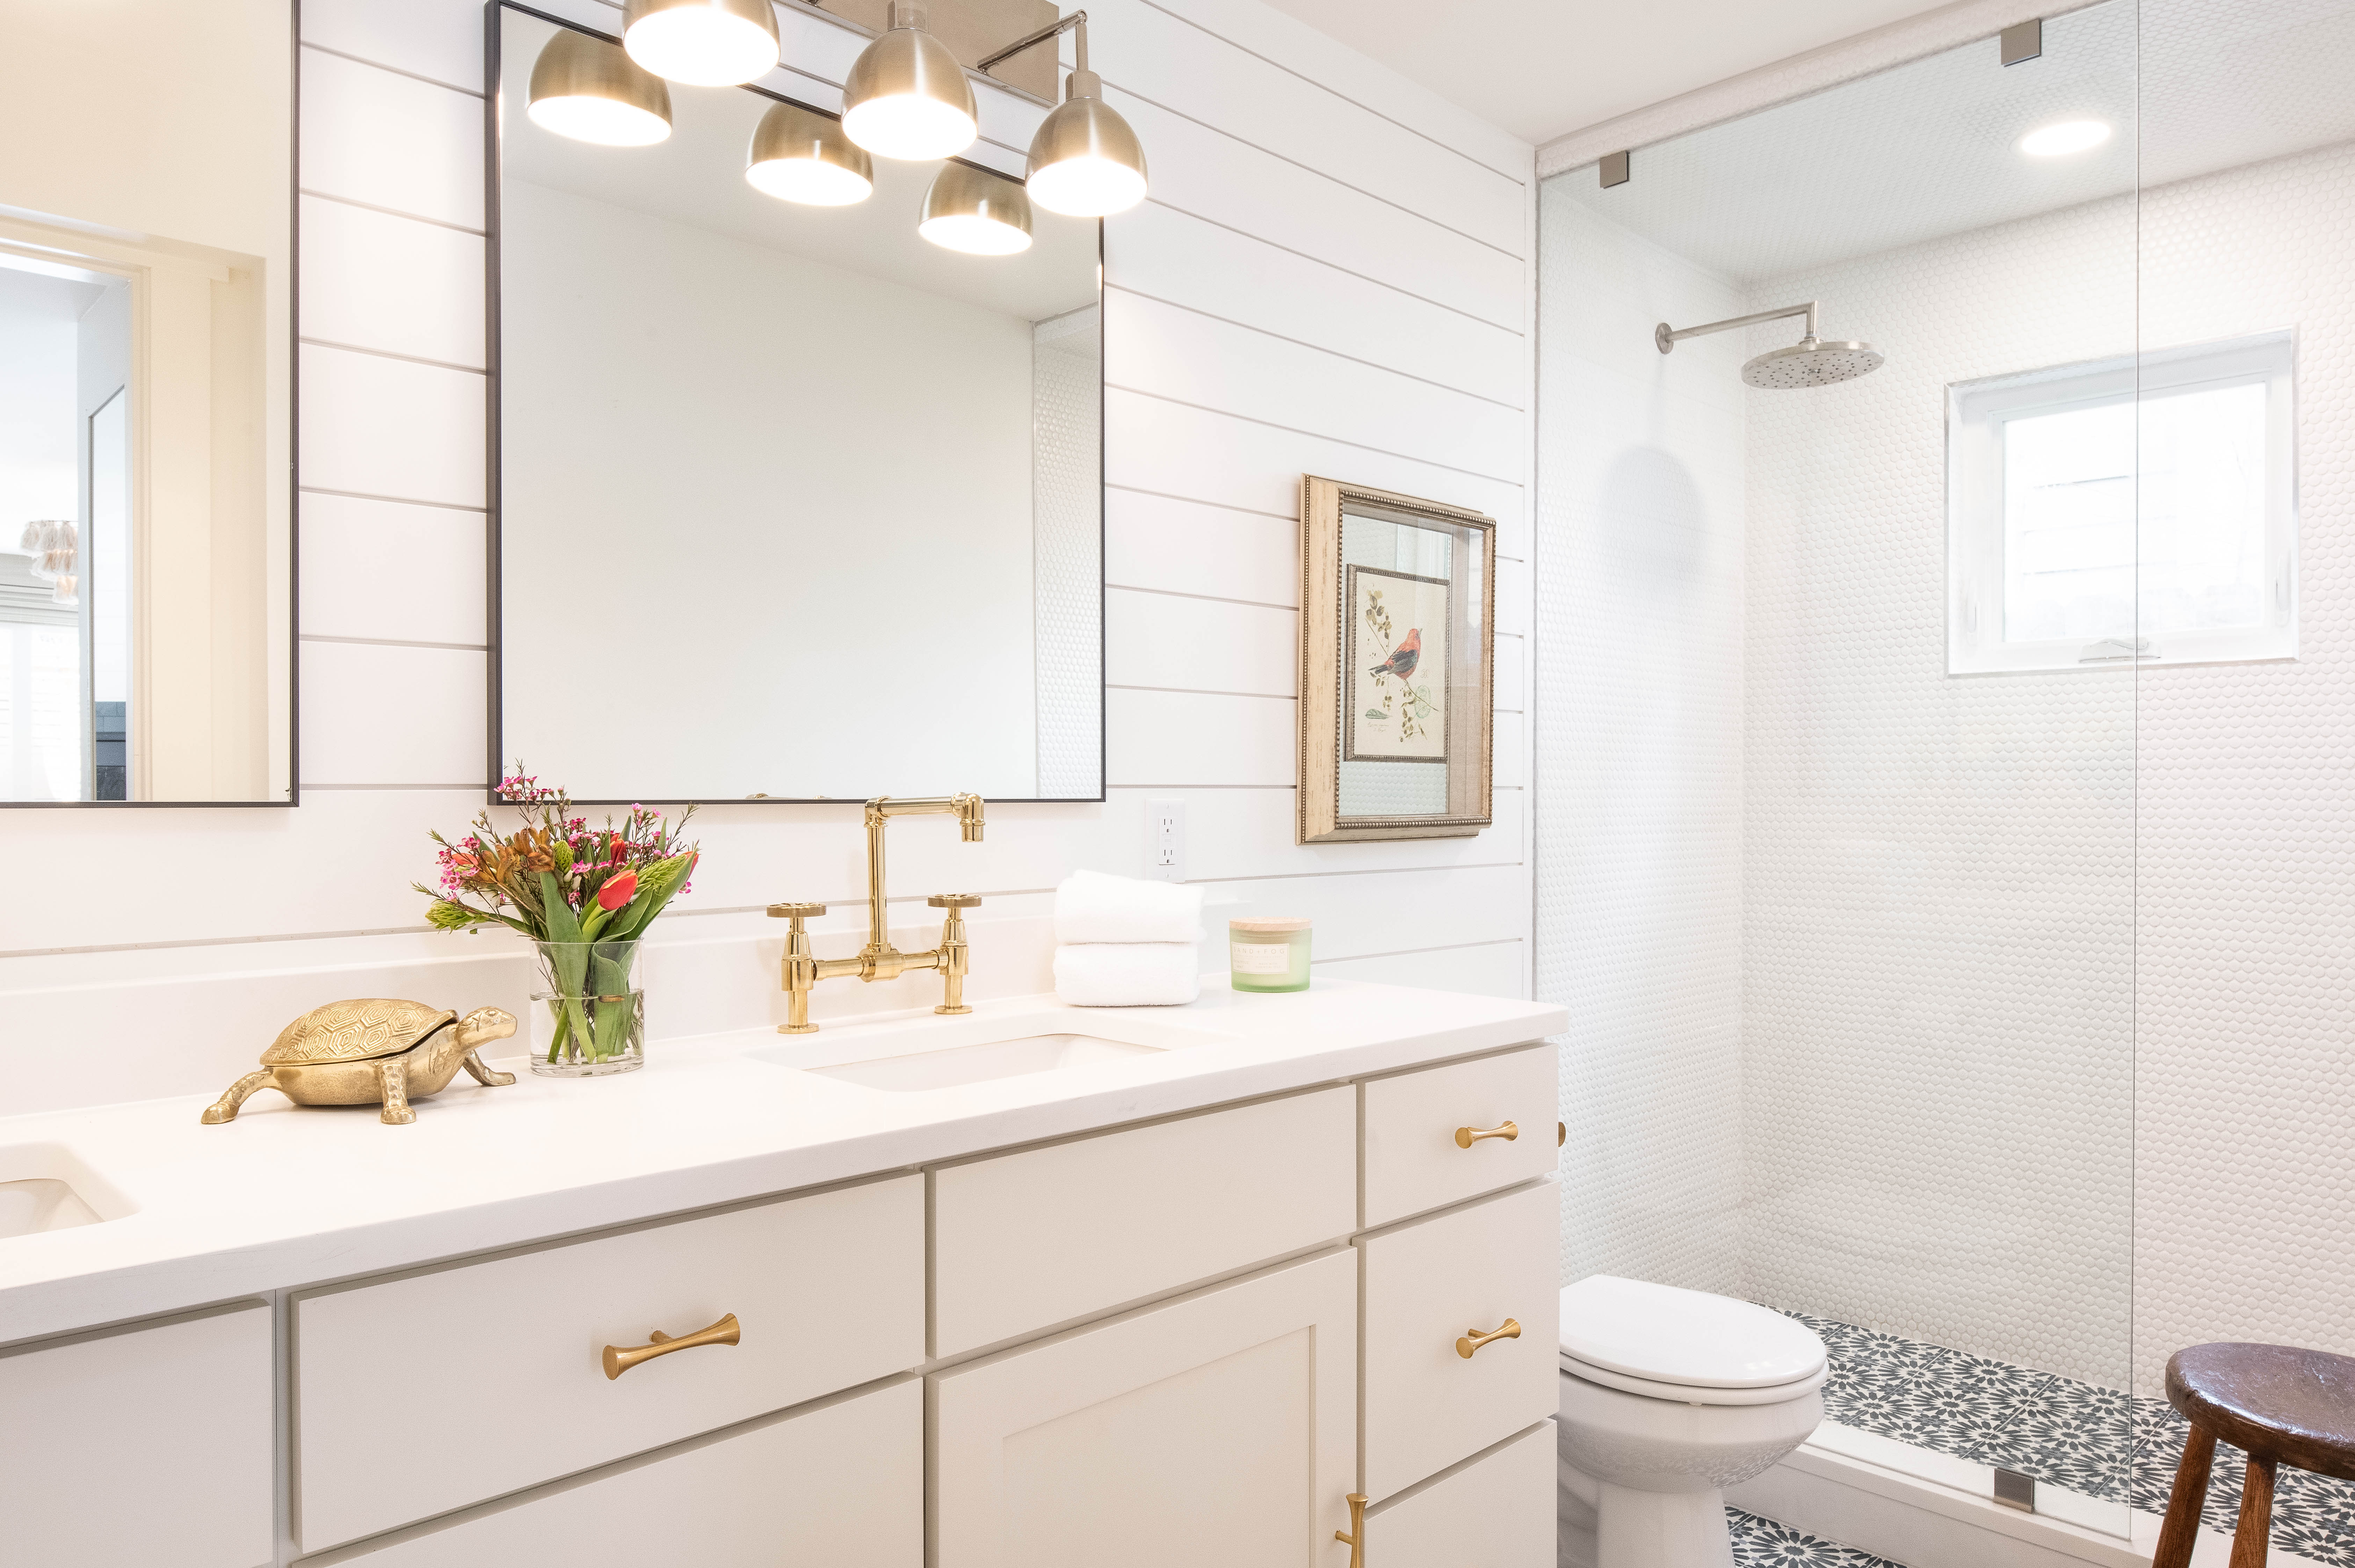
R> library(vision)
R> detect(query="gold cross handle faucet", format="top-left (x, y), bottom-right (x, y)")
top-left (767, 794), bottom-right (986, 1033)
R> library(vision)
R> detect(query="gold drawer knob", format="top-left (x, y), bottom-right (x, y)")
top-left (603, 1312), bottom-right (741, 1380)
top-left (1456, 1318), bottom-right (1521, 1359)
top-left (1455, 1120), bottom-right (1519, 1148)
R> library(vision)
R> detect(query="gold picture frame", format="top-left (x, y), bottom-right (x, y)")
top-left (1297, 475), bottom-right (1495, 843)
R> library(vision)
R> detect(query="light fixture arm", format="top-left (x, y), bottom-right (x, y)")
top-left (1656, 300), bottom-right (1818, 355)
top-left (978, 9), bottom-right (1088, 79)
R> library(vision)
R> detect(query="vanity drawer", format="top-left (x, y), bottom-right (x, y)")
top-left (1, 1301), bottom-right (274, 1568)
top-left (932, 1087), bottom-right (1356, 1357)
top-left (1361, 1181), bottom-right (1560, 1500)
top-left (295, 1174), bottom-right (925, 1552)
top-left (1363, 1044), bottom-right (1558, 1226)
top-left (1368, 1421), bottom-right (1557, 1567)
top-left (342, 1379), bottom-right (921, 1567)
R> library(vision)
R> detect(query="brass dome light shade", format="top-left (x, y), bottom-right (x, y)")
top-left (622, 0), bottom-right (781, 87)
top-left (976, 11), bottom-right (1148, 216)
top-left (527, 29), bottom-right (674, 147)
top-left (918, 162), bottom-right (1032, 255)
top-left (842, 1), bottom-right (979, 161)
top-left (1025, 71), bottom-right (1146, 216)
top-left (746, 102), bottom-right (874, 205)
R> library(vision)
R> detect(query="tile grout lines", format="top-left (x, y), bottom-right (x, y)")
top-left (1774, 1307), bottom-right (2355, 1566)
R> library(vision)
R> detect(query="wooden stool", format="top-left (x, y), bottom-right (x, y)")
top-left (2154, 1342), bottom-right (2355, 1568)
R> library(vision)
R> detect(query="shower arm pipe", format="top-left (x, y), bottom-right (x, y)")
top-left (1655, 301), bottom-right (1818, 355)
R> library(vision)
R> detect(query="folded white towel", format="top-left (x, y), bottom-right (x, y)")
top-left (1054, 942), bottom-right (1202, 1007)
top-left (1054, 868), bottom-right (1203, 946)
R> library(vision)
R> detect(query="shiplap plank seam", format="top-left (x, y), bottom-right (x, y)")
top-left (1106, 387), bottom-right (1529, 489)
top-left (301, 38), bottom-right (485, 96)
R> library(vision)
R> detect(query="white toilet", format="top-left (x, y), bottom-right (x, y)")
top-left (1555, 1275), bottom-right (1829, 1568)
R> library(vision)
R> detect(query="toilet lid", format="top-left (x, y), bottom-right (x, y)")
top-left (1557, 1275), bottom-right (1827, 1391)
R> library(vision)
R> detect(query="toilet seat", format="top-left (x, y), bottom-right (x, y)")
top-left (1558, 1275), bottom-right (1828, 1407)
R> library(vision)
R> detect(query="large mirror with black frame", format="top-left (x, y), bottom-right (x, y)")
top-left (0, 0), bottom-right (293, 805)
top-left (493, 4), bottom-right (1104, 804)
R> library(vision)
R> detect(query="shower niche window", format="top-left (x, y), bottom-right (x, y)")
top-left (1947, 330), bottom-right (2298, 673)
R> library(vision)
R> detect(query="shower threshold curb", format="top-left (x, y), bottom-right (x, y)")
top-left (1727, 1420), bottom-right (2330, 1568)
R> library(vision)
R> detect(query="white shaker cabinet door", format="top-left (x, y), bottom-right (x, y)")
top-left (0, 1300), bottom-right (274, 1568)
top-left (342, 1379), bottom-right (921, 1567)
top-left (932, 1250), bottom-right (1359, 1568)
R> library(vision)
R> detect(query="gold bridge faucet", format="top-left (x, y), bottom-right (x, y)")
top-left (766, 793), bottom-right (985, 1034)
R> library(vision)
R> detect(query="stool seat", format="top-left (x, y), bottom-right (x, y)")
top-left (2155, 1342), bottom-right (2355, 1568)
top-left (2169, 1342), bottom-right (2355, 1483)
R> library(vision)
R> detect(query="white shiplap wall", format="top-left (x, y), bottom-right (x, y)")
top-left (0, 0), bottom-right (1534, 1109)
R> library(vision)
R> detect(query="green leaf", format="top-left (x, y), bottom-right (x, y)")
top-left (540, 872), bottom-right (582, 944)
top-left (1364, 709), bottom-right (1387, 722)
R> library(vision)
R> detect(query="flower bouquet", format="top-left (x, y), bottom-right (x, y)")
top-left (416, 768), bottom-right (700, 1077)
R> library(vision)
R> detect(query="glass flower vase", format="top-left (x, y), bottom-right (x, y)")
top-left (530, 939), bottom-right (646, 1077)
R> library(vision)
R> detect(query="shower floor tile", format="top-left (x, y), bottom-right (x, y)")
top-left (1776, 1308), bottom-right (2355, 1567)
top-left (1729, 1506), bottom-right (1910, 1568)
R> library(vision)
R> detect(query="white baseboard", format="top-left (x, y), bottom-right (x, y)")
top-left (1725, 1421), bottom-right (2325, 1568)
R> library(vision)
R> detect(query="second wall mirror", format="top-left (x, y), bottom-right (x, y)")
top-left (493, 4), bottom-right (1104, 803)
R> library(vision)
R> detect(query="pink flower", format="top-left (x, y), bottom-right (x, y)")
top-left (596, 870), bottom-right (637, 912)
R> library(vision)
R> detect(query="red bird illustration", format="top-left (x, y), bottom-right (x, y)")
top-left (1369, 628), bottom-right (1422, 681)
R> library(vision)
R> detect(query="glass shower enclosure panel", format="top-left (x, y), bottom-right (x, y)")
top-left (1537, 0), bottom-right (2140, 1536)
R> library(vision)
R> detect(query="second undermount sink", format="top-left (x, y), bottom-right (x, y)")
top-left (0, 1143), bottom-right (133, 1240)
top-left (748, 1008), bottom-right (1239, 1093)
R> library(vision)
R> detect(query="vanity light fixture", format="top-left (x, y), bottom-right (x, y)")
top-left (621, 0), bottom-right (781, 88)
top-left (2018, 118), bottom-right (2111, 156)
top-left (527, 29), bottom-right (674, 147)
top-left (746, 101), bottom-right (874, 205)
top-left (919, 161), bottom-right (1032, 254)
top-left (979, 11), bottom-right (1148, 217)
top-left (842, 1), bottom-right (979, 161)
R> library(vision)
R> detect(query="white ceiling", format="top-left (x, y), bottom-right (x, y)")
top-left (1552, 0), bottom-right (2355, 282)
top-left (1257, 0), bottom-right (1963, 146)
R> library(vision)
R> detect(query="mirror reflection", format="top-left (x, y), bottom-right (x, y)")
top-left (495, 8), bottom-right (1103, 803)
top-left (0, 0), bottom-right (291, 804)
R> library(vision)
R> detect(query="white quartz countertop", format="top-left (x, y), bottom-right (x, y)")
top-left (0, 979), bottom-right (1563, 1344)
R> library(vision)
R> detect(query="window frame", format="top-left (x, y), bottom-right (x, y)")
top-left (1946, 329), bottom-right (2298, 674)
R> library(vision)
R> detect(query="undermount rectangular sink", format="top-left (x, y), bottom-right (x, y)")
top-left (0, 1143), bottom-right (133, 1240)
top-left (749, 1009), bottom-right (1237, 1093)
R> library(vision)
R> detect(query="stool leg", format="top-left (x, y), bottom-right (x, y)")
top-left (2229, 1453), bottom-right (2277, 1568)
top-left (2152, 1424), bottom-right (2216, 1568)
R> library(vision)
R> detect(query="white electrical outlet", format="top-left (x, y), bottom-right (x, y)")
top-left (1145, 796), bottom-right (1186, 882)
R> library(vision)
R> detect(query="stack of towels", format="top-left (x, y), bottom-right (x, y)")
top-left (1052, 869), bottom-right (1205, 1006)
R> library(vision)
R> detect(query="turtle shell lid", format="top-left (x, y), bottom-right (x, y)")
top-left (261, 999), bottom-right (457, 1065)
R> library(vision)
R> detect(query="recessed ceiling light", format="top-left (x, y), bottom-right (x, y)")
top-left (2018, 119), bottom-right (2112, 157)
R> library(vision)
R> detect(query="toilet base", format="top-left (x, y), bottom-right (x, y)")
top-left (1595, 1480), bottom-right (1735, 1568)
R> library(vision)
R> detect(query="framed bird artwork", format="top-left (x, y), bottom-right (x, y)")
top-left (1297, 475), bottom-right (1496, 844)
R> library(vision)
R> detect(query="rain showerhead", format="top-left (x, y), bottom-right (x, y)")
top-left (1655, 300), bottom-right (1884, 388)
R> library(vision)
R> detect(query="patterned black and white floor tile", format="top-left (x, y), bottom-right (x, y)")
top-left (1778, 1308), bottom-right (2355, 1568)
top-left (1727, 1507), bottom-right (1909, 1568)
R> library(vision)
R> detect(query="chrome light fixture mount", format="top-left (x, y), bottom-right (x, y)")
top-left (527, 28), bottom-right (674, 147)
top-left (746, 100), bottom-right (875, 206)
top-left (979, 10), bottom-right (1149, 217)
top-left (842, 0), bottom-right (980, 161)
top-left (919, 160), bottom-right (1033, 254)
top-left (622, 0), bottom-right (782, 88)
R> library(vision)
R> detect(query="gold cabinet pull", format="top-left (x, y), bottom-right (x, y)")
top-left (1454, 1120), bottom-right (1519, 1148)
top-left (603, 1312), bottom-right (741, 1380)
top-left (1334, 1493), bottom-right (1367, 1568)
top-left (1456, 1318), bottom-right (1521, 1359)
top-left (1558, 1121), bottom-right (1566, 1147)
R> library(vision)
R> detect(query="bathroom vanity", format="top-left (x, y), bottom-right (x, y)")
top-left (0, 982), bottom-right (1565, 1566)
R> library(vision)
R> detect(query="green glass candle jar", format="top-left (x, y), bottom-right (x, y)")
top-left (1229, 917), bottom-right (1313, 992)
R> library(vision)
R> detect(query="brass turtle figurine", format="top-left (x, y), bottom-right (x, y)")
top-left (201, 999), bottom-right (519, 1126)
